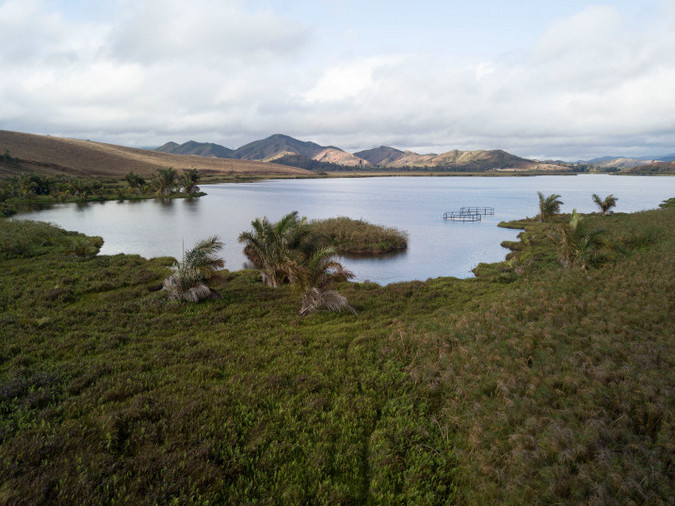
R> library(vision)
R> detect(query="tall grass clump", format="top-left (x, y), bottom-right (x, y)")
top-left (308, 216), bottom-right (407, 254)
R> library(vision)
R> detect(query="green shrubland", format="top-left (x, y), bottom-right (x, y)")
top-left (0, 203), bottom-right (672, 504)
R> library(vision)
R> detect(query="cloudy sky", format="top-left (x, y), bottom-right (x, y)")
top-left (1, 0), bottom-right (674, 160)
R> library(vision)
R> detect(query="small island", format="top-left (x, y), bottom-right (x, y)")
top-left (308, 216), bottom-right (408, 255)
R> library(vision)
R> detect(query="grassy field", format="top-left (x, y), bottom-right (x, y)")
top-left (0, 205), bottom-right (672, 504)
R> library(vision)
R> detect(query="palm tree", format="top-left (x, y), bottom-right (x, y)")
top-left (19, 174), bottom-right (37, 197)
top-left (557, 210), bottom-right (607, 269)
top-left (69, 178), bottom-right (93, 199)
top-left (288, 246), bottom-right (357, 316)
top-left (238, 211), bottom-right (309, 287)
top-left (154, 167), bottom-right (177, 196)
top-left (163, 236), bottom-right (225, 302)
top-left (538, 192), bottom-right (563, 222)
top-left (592, 193), bottom-right (618, 215)
top-left (125, 171), bottom-right (146, 193)
top-left (180, 169), bottom-right (201, 194)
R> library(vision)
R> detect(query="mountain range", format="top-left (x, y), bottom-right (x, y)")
top-left (579, 154), bottom-right (675, 168)
top-left (3, 129), bottom-right (670, 179)
top-left (0, 130), bottom-right (309, 179)
top-left (156, 134), bottom-right (563, 172)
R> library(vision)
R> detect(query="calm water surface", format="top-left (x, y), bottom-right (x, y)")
top-left (14, 175), bottom-right (675, 284)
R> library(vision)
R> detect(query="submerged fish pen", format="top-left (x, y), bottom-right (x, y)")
top-left (460, 206), bottom-right (495, 215)
top-left (443, 211), bottom-right (482, 222)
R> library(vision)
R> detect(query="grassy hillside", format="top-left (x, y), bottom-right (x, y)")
top-left (0, 130), bottom-right (310, 179)
top-left (623, 161), bottom-right (675, 175)
top-left (155, 140), bottom-right (234, 159)
top-left (232, 134), bottom-right (327, 161)
top-left (0, 205), bottom-right (672, 504)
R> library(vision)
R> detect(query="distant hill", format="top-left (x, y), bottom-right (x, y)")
top-left (156, 140), bottom-right (234, 158)
top-left (641, 154), bottom-right (675, 162)
top-left (312, 147), bottom-right (372, 167)
top-left (586, 156), bottom-right (619, 163)
top-left (149, 134), bottom-right (569, 172)
top-left (228, 134), bottom-right (372, 169)
top-left (580, 154), bottom-right (675, 167)
top-left (357, 145), bottom-right (549, 171)
top-left (587, 157), bottom-right (652, 169)
top-left (354, 146), bottom-right (407, 165)
top-left (232, 134), bottom-right (326, 161)
top-left (621, 161), bottom-right (675, 175)
top-left (0, 130), bottom-right (309, 179)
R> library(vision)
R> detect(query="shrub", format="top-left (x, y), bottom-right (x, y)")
top-left (163, 236), bottom-right (225, 302)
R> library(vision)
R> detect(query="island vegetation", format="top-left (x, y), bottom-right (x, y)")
top-left (307, 216), bottom-right (408, 255)
top-left (0, 194), bottom-right (672, 504)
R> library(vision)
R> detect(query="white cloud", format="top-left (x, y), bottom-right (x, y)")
top-left (109, 0), bottom-right (309, 64)
top-left (304, 56), bottom-right (402, 102)
top-left (290, 3), bottom-right (675, 158)
top-left (0, 0), bottom-right (674, 158)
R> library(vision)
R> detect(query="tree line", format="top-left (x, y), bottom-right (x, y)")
top-left (0, 167), bottom-right (203, 216)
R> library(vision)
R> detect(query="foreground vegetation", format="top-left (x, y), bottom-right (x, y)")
top-left (0, 203), bottom-right (673, 504)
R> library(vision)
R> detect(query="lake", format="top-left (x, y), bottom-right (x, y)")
top-left (13, 175), bottom-right (675, 284)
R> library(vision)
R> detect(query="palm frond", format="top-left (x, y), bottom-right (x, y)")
top-left (592, 193), bottom-right (618, 215)
top-left (163, 235), bottom-right (225, 302)
top-left (538, 192), bottom-right (563, 221)
top-left (556, 210), bottom-right (609, 269)
top-left (238, 213), bottom-right (304, 287)
top-left (299, 287), bottom-right (357, 316)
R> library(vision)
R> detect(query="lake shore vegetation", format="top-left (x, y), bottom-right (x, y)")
top-left (0, 201), bottom-right (673, 504)
top-left (0, 168), bottom-right (207, 216)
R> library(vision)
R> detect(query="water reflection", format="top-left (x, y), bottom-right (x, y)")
top-left (181, 197), bottom-right (201, 213)
top-left (156, 198), bottom-right (175, 208)
top-left (340, 249), bottom-right (408, 261)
